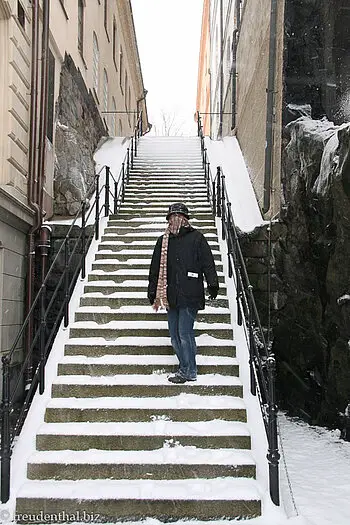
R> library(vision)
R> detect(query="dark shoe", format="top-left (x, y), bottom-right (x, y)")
top-left (168, 374), bottom-right (187, 384)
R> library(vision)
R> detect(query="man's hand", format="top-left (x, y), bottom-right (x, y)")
top-left (207, 285), bottom-right (219, 300)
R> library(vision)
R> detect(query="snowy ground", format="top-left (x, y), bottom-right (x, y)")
top-left (1, 136), bottom-right (350, 524)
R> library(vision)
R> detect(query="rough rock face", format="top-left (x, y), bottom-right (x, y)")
top-left (54, 54), bottom-right (106, 215)
top-left (274, 115), bottom-right (350, 427)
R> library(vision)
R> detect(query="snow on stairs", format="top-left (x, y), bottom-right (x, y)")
top-left (15, 136), bottom-right (262, 522)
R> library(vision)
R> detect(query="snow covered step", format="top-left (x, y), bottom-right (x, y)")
top-left (51, 374), bottom-right (243, 399)
top-left (57, 353), bottom-right (238, 377)
top-left (74, 306), bottom-right (230, 324)
top-left (100, 233), bottom-right (219, 247)
top-left (82, 282), bottom-right (227, 297)
top-left (69, 320), bottom-right (233, 340)
top-left (45, 393), bottom-right (246, 423)
top-left (36, 420), bottom-right (252, 451)
top-left (16, 477), bottom-right (261, 521)
top-left (87, 273), bottom-right (224, 287)
top-left (105, 224), bottom-right (218, 235)
top-left (64, 335), bottom-right (236, 357)
top-left (79, 293), bottom-right (229, 309)
top-left (27, 447), bottom-right (256, 481)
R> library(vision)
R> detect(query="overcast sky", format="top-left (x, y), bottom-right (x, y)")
top-left (131, 0), bottom-right (203, 136)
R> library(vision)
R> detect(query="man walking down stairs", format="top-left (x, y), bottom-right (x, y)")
top-left (15, 136), bottom-right (263, 522)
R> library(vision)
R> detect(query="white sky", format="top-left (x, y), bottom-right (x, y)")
top-left (131, 0), bottom-right (203, 136)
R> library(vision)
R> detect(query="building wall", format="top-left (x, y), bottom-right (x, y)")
top-left (236, 0), bottom-right (284, 217)
top-left (0, 0), bottom-right (148, 362)
top-left (196, 0), bottom-right (211, 135)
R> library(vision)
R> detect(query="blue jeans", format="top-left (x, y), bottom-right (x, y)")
top-left (167, 307), bottom-right (198, 380)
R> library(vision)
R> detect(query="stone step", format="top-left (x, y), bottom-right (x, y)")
top-left (57, 354), bottom-right (238, 377)
top-left (16, 478), bottom-right (261, 521)
top-left (27, 448), bottom-right (256, 481)
top-left (83, 282), bottom-right (227, 296)
top-left (105, 225), bottom-right (218, 234)
top-left (126, 181), bottom-right (206, 187)
top-left (95, 248), bottom-right (222, 260)
top-left (51, 374), bottom-right (243, 399)
top-left (98, 237), bottom-right (220, 248)
top-left (44, 394), bottom-right (246, 423)
top-left (74, 306), bottom-right (230, 324)
top-left (91, 257), bottom-right (222, 269)
top-left (80, 293), bottom-right (229, 309)
top-left (87, 272), bottom-right (224, 285)
top-left (36, 420), bottom-right (252, 451)
top-left (69, 320), bottom-right (233, 340)
top-left (64, 337), bottom-right (236, 357)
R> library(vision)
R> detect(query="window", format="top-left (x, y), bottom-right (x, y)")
top-left (111, 97), bottom-right (116, 135)
top-left (78, 0), bottom-right (84, 54)
top-left (17, 1), bottom-right (25, 30)
top-left (113, 18), bottom-right (118, 68)
top-left (47, 50), bottom-right (55, 143)
top-left (103, 69), bottom-right (108, 113)
top-left (93, 32), bottom-right (100, 94)
top-left (119, 48), bottom-right (123, 91)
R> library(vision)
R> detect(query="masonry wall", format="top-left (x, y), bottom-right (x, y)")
top-left (236, 0), bottom-right (284, 218)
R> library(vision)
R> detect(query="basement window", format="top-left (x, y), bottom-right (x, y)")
top-left (17, 1), bottom-right (25, 30)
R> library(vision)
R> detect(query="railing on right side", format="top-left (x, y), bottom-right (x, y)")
top-left (197, 111), bottom-right (280, 506)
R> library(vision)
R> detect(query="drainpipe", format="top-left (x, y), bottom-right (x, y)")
top-left (37, 0), bottom-right (50, 213)
top-left (263, 0), bottom-right (278, 214)
top-left (218, 0), bottom-right (224, 138)
top-left (26, 0), bottom-right (41, 388)
top-left (231, 29), bottom-right (238, 130)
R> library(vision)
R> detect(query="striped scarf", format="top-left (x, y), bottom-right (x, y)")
top-left (153, 214), bottom-right (190, 311)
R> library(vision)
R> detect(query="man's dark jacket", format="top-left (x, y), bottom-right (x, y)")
top-left (147, 226), bottom-right (219, 310)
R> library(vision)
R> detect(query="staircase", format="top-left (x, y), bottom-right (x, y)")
top-left (15, 136), bottom-right (262, 522)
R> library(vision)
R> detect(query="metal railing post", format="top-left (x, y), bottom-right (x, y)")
top-left (114, 181), bottom-right (118, 214)
top-left (38, 225), bottom-right (50, 394)
top-left (127, 149), bottom-right (130, 182)
top-left (121, 163), bottom-right (125, 202)
top-left (134, 128), bottom-right (138, 157)
top-left (104, 166), bottom-right (110, 217)
top-left (81, 201), bottom-right (86, 279)
top-left (95, 173), bottom-right (100, 240)
top-left (64, 238), bottom-right (69, 327)
top-left (1, 356), bottom-right (11, 503)
top-left (221, 173), bottom-right (226, 239)
top-left (131, 139), bottom-right (134, 169)
top-left (267, 355), bottom-right (280, 506)
top-left (248, 286), bottom-right (256, 396)
top-left (216, 167), bottom-right (221, 217)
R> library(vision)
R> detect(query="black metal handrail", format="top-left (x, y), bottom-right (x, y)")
top-left (197, 111), bottom-right (280, 506)
top-left (0, 113), bottom-right (143, 503)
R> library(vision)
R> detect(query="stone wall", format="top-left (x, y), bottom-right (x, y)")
top-left (54, 54), bottom-right (106, 216)
top-left (273, 116), bottom-right (350, 428)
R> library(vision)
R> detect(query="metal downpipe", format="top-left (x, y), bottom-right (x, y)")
top-left (263, 0), bottom-right (278, 214)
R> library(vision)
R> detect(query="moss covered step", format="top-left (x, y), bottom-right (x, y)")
top-left (68, 321), bottom-right (233, 340)
top-left (63, 338), bottom-right (236, 357)
top-left (57, 354), bottom-right (239, 377)
top-left (35, 420), bottom-right (252, 451)
top-left (74, 308), bottom-right (230, 324)
top-left (100, 232), bottom-right (219, 243)
top-left (44, 394), bottom-right (246, 423)
top-left (94, 251), bottom-right (223, 263)
top-left (27, 448), bottom-right (255, 481)
top-left (51, 374), bottom-right (243, 399)
top-left (91, 259), bottom-right (223, 271)
top-left (79, 294), bottom-right (229, 309)
top-left (87, 272), bottom-right (225, 285)
top-left (16, 478), bottom-right (261, 522)
top-left (104, 225), bottom-right (218, 235)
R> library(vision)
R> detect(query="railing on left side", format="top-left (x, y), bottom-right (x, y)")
top-left (0, 113), bottom-right (143, 504)
top-left (197, 111), bottom-right (280, 506)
